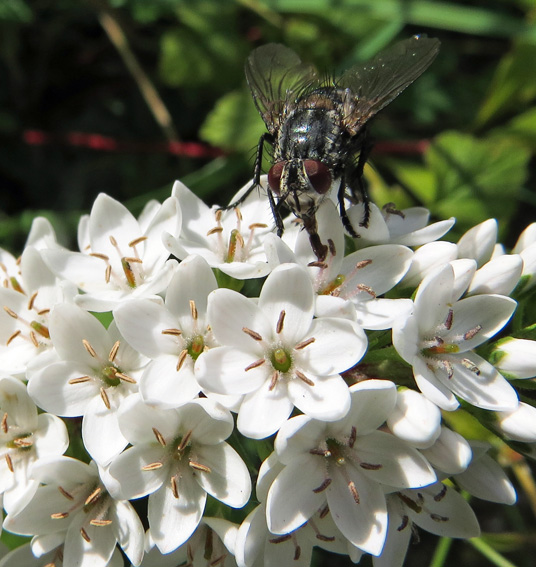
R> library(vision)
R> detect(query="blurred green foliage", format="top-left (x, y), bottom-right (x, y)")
top-left (1, 1), bottom-right (536, 565)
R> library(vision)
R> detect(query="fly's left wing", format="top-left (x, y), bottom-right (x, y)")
top-left (336, 35), bottom-right (440, 135)
top-left (245, 43), bottom-right (318, 135)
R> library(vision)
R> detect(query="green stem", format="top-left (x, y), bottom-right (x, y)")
top-left (468, 538), bottom-right (519, 567)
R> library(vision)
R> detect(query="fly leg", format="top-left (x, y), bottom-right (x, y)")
top-left (219, 132), bottom-right (273, 210)
top-left (302, 214), bottom-right (328, 262)
top-left (267, 188), bottom-right (285, 237)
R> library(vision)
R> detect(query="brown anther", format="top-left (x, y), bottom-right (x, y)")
top-left (430, 513), bottom-right (449, 523)
top-left (80, 527), bottom-right (91, 542)
top-left (398, 515), bottom-right (409, 531)
top-left (89, 252), bottom-right (110, 261)
top-left (152, 427), bottom-right (167, 446)
top-left (295, 370), bottom-right (315, 386)
top-left (444, 360), bottom-right (454, 379)
top-left (313, 478), bottom-right (332, 493)
top-left (171, 475), bottom-right (179, 499)
top-left (434, 484), bottom-right (448, 502)
top-left (85, 486), bottom-right (102, 506)
top-left (27, 291), bottom-right (38, 311)
top-left (189, 300), bottom-right (198, 320)
top-left (82, 339), bottom-right (98, 358)
top-left (178, 430), bottom-right (192, 452)
top-left (142, 462), bottom-right (164, 471)
top-left (6, 330), bottom-right (21, 345)
top-left (37, 308), bottom-right (50, 316)
top-left (355, 259), bottom-right (373, 270)
top-left (349, 426), bottom-right (357, 448)
top-left (100, 387), bottom-right (111, 409)
top-left (189, 460), bottom-right (212, 473)
top-left (360, 462), bottom-right (382, 471)
top-left (245, 358), bottom-right (266, 371)
top-left (348, 480), bottom-right (360, 503)
top-left (51, 512), bottom-right (69, 519)
top-left (356, 284), bottom-right (376, 298)
top-left (124, 256), bottom-right (143, 264)
top-left (3, 306), bottom-right (18, 319)
top-left (464, 325), bottom-right (482, 341)
top-left (30, 330), bottom-right (39, 347)
top-left (129, 236), bottom-right (147, 247)
top-left (209, 554), bottom-right (226, 566)
top-left (116, 372), bottom-right (136, 384)
top-left (207, 227), bottom-right (224, 236)
top-left (105, 264), bottom-right (112, 284)
top-left (316, 534), bottom-right (336, 542)
top-left (109, 341), bottom-right (120, 362)
top-left (276, 310), bottom-right (286, 334)
top-left (310, 448), bottom-right (330, 457)
top-left (215, 209), bottom-right (223, 222)
top-left (307, 261), bottom-right (328, 269)
top-left (234, 207), bottom-right (243, 221)
top-left (269, 534), bottom-right (292, 545)
top-left (0, 262), bottom-right (5, 273)
top-left (295, 337), bottom-right (315, 350)
top-left (328, 238), bottom-right (336, 257)
top-left (445, 309), bottom-right (454, 330)
top-left (318, 505), bottom-right (329, 519)
top-left (294, 546), bottom-right (301, 560)
top-left (1, 413), bottom-right (7, 433)
top-left (68, 376), bottom-right (92, 384)
top-left (5, 453), bottom-right (13, 472)
top-left (242, 327), bottom-right (263, 341)
top-left (461, 358), bottom-right (480, 375)
top-left (249, 223), bottom-right (268, 230)
top-left (269, 371), bottom-right (279, 391)
top-left (162, 328), bottom-right (182, 336)
top-left (90, 519), bottom-right (112, 527)
top-left (177, 349), bottom-right (188, 371)
top-left (13, 437), bottom-right (33, 448)
top-left (109, 235), bottom-right (118, 247)
top-left (58, 486), bottom-right (74, 500)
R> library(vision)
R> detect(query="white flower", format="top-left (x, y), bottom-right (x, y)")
top-left (139, 518), bottom-right (239, 567)
top-left (27, 303), bottom-right (146, 465)
top-left (195, 263), bottom-right (366, 438)
top-left (3, 456), bottom-right (145, 567)
top-left (42, 193), bottom-right (181, 312)
top-left (0, 376), bottom-right (68, 514)
top-left (265, 201), bottom-right (414, 330)
top-left (401, 241), bottom-right (458, 288)
top-left (386, 389), bottom-right (442, 449)
top-left (466, 253), bottom-right (523, 296)
top-left (107, 395), bottom-right (251, 554)
top-left (393, 264), bottom-right (519, 411)
top-left (266, 380), bottom-right (436, 555)
top-left (114, 255), bottom-right (218, 409)
top-left (454, 441), bottom-right (516, 504)
top-left (496, 402), bottom-right (536, 442)
top-left (0, 245), bottom-right (76, 376)
top-left (374, 483), bottom-right (480, 567)
top-left (457, 218), bottom-right (497, 266)
top-left (163, 180), bottom-right (273, 279)
top-left (493, 338), bottom-right (536, 378)
top-left (419, 426), bottom-right (472, 475)
top-left (347, 202), bottom-right (455, 248)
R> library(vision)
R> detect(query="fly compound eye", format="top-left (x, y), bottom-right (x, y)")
top-left (268, 162), bottom-right (285, 195)
top-left (303, 160), bottom-right (332, 194)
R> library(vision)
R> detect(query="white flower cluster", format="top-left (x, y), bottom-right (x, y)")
top-left (0, 178), bottom-right (535, 567)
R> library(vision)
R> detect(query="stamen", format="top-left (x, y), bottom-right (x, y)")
top-left (308, 261), bottom-right (328, 269)
top-left (348, 480), bottom-right (360, 503)
top-left (177, 349), bottom-right (188, 371)
top-left (316, 534), bottom-right (336, 542)
top-left (109, 236), bottom-right (118, 247)
top-left (327, 238), bottom-right (336, 257)
top-left (152, 428), bottom-right (167, 446)
top-left (269, 534), bottom-right (292, 544)
top-left (215, 209), bottom-right (223, 222)
top-left (430, 513), bottom-right (449, 522)
top-left (171, 475), bottom-right (179, 499)
top-left (116, 372), bottom-right (136, 384)
top-left (434, 485), bottom-right (448, 502)
top-left (37, 308), bottom-right (50, 316)
top-left (445, 309), bottom-right (453, 330)
top-left (207, 227), bottom-right (224, 236)
top-left (398, 515), bottom-right (409, 531)
top-left (142, 462), bottom-right (164, 471)
top-left (90, 252), bottom-right (109, 261)
top-left (294, 546), bottom-right (301, 561)
top-left (123, 256), bottom-right (142, 264)
top-left (245, 358), bottom-right (266, 371)
top-left (108, 341), bottom-right (120, 362)
top-left (356, 283), bottom-right (376, 298)
top-left (464, 325), bottom-right (482, 341)
top-left (100, 387), bottom-right (111, 409)
top-left (249, 223), bottom-right (268, 230)
top-left (269, 371), bottom-right (279, 390)
top-left (1, 413), bottom-right (7, 433)
top-left (13, 437), bottom-right (33, 448)
top-left (3, 306), bottom-right (18, 319)
top-left (162, 328), bottom-right (182, 336)
top-left (242, 327), bottom-right (263, 341)
top-left (90, 519), bottom-right (112, 527)
top-left (295, 370), bottom-right (315, 386)
top-left (6, 330), bottom-right (21, 345)
top-left (80, 527), bottom-right (91, 542)
top-left (360, 462), bottom-right (382, 470)
top-left (129, 236), bottom-right (147, 247)
top-left (82, 339), bottom-right (98, 358)
top-left (276, 310), bottom-right (286, 334)
top-left (69, 376), bottom-right (92, 384)
top-left (58, 486), bottom-right (74, 500)
top-left (105, 264), bottom-right (112, 283)
top-left (178, 430), bottom-right (192, 452)
top-left (235, 207), bottom-right (243, 221)
top-left (190, 300), bottom-right (198, 320)
top-left (355, 259), bottom-right (373, 270)
top-left (85, 487), bottom-right (102, 506)
top-left (189, 461), bottom-right (212, 473)
top-left (295, 337), bottom-right (315, 350)
top-left (27, 291), bottom-right (38, 311)
top-left (29, 331), bottom-right (39, 347)
top-left (318, 505), bottom-right (329, 519)
top-left (5, 453), bottom-right (13, 472)
top-left (349, 426), bottom-right (357, 448)
top-left (461, 358), bottom-right (480, 375)
top-left (313, 478), bottom-right (332, 493)
top-left (51, 512), bottom-right (69, 519)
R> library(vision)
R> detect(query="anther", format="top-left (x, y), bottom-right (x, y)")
top-left (152, 427), bottom-right (167, 446)
top-left (276, 310), bottom-right (286, 334)
top-left (1, 413), bottom-right (7, 433)
top-left (464, 325), bottom-right (482, 341)
top-left (80, 527), bottom-right (91, 542)
top-left (234, 207), bottom-right (243, 221)
top-left (58, 486), bottom-right (74, 500)
top-left (313, 478), bottom-right (332, 493)
top-left (142, 462), bottom-right (164, 471)
top-left (116, 372), bottom-right (136, 384)
top-left (85, 487), bottom-right (102, 506)
top-left (189, 461), bottom-right (212, 473)
top-left (269, 371), bottom-right (279, 390)
top-left (82, 339), bottom-right (98, 358)
top-left (308, 261), bottom-right (328, 269)
top-left (29, 331), bottom-right (39, 347)
top-left (51, 512), bottom-right (69, 519)
top-left (5, 453), bottom-right (13, 472)
top-left (171, 475), bottom-right (179, 499)
top-left (109, 341), bottom-right (120, 362)
top-left (105, 265), bottom-right (112, 283)
top-left (162, 328), bottom-right (182, 336)
top-left (295, 337), bottom-right (315, 350)
top-left (178, 430), bottom-right (192, 452)
top-left (434, 484), bottom-right (448, 502)
top-left (348, 481), bottom-right (360, 503)
top-left (316, 534), bottom-right (336, 542)
top-left (90, 253), bottom-right (110, 261)
top-left (295, 370), bottom-right (315, 386)
top-left (27, 291), bottom-right (38, 311)
top-left (177, 349), bottom-right (188, 371)
top-left (190, 300), bottom-right (198, 320)
top-left (242, 327), bottom-right (263, 341)
top-left (69, 376), bottom-right (91, 384)
top-left (109, 236), bottom-right (118, 247)
top-left (129, 236), bottom-right (147, 247)
top-left (445, 309), bottom-right (453, 330)
top-left (398, 515), bottom-right (409, 531)
top-left (245, 358), bottom-right (266, 371)
top-left (207, 227), bottom-right (224, 236)
top-left (90, 519), bottom-right (112, 527)
top-left (360, 462), bottom-right (382, 470)
top-left (100, 387), bottom-right (111, 409)
top-left (249, 223), bottom-right (268, 230)
top-left (269, 534), bottom-right (292, 544)
top-left (328, 239), bottom-right (336, 257)
top-left (349, 426), bottom-right (357, 449)
top-left (3, 306), bottom-right (18, 319)
top-left (6, 330), bottom-right (21, 345)
top-left (430, 513), bottom-right (449, 522)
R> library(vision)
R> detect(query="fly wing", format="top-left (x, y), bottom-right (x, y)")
top-left (245, 43), bottom-right (318, 134)
top-left (337, 35), bottom-right (440, 135)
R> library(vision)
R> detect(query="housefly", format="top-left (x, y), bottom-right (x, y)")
top-left (228, 36), bottom-right (440, 261)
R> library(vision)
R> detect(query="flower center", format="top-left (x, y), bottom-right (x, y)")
top-left (270, 347), bottom-right (292, 373)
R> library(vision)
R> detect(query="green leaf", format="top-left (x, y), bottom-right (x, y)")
top-left (499, 106), bottom-right (536, 151)
top-left (476, 42), bottom-right (536, 128)
top-left (0, 0), bottom-right (33, 23)
top-left (199, 89), bottom-right (264, 153)
top-left (425, 131), bottom-right (529, 231)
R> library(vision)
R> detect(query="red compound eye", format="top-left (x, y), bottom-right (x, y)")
top-left (303, 160), bottom-right (332, 194)
top-left (268, 162), bottom-right (285, 195)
